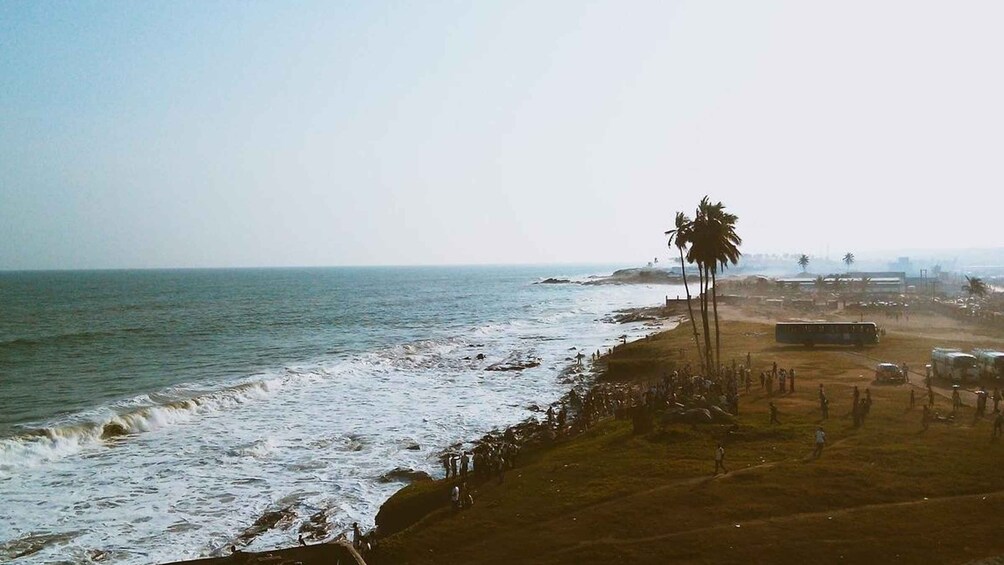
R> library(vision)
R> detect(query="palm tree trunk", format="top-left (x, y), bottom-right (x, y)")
top-left (678, 248), bottom-right (703, 368)
top-left (711, 268), bottom-right (720, 376)
top-left (699, 263), bottom-right (713, 374)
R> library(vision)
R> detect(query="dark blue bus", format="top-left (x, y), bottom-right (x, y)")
top-left (775, 322), bottom-right (879, 346)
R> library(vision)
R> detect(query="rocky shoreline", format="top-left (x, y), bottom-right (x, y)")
top-left (159, 303), bottom-right (680, 565)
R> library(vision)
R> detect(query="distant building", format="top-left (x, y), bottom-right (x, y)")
top-left (775, 272), bottom-right (906, 294)
top-left (888, 257), bottom-right (914, 275)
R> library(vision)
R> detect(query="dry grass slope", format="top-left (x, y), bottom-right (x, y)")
top-left (370, 314), bottom-right (1004, 565)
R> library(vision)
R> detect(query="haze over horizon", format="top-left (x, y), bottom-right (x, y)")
top-left (3, 1), bottom-right (1003, 271)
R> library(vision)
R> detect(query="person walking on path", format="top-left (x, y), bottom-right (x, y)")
top-left (769, 402), bottom-right (781, 425)
top-left (812, 427), bottom-right (826, 458)
top-left (714, 443), bottom-right (728, 474)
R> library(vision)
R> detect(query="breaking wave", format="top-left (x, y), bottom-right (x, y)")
top-left (0, 379), bottom-right (282, 472)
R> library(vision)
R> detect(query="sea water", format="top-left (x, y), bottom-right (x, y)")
top-left (0, 266), bottom-right (682, 563)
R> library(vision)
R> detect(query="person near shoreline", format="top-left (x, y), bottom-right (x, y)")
top-left (812, 426), bottom-right (826, 459)
top-left (714, 443), bottom-right (728, 474)
top-left (352, 522), bottom-right (363, 549)
top-left (450, 484), bottom-right (461, 510)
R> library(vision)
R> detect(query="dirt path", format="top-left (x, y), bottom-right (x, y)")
top-left (547, 488), bottom-right (1004, 555)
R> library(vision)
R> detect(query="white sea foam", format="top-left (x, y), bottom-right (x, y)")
top-left (0, 282), bottom-right (680, 564)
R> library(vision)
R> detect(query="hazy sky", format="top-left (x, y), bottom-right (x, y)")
top-left (2, 1), bottom-right (1002, 270)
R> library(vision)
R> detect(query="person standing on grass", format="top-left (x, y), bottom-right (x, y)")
top-left (760, 371), bottom-right (766, 389)
top-left (714, 443), bottom-right (728, 474)
top-left (928, 386), bottom-right (935, 408)
top-left (789, 369), bottom-right (796, 393)
top-left (993, 387), bottom-right (1002, 413)
top-left (952, 386), bottom-right (962, 413)
top-left (910, 388), bottom-right (916, 409)
top-left (993, 412), bottom-right (1003, 440)
top-left (769, 402), bottom-right (780, 425)
top-left (812, 427), bottom-right (826, 458)
top-left (922, 405), bottom-right (931, 431)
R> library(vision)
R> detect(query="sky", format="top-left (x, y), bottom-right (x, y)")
top-left (1, 1), bottom-right (1002, 270)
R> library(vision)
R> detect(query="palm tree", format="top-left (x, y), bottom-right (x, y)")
top-left (797, 254), bottom-right (810, 273)
top-left (665, 212), bottom-right (703, 368)
top-left (688, 197), bottom-right (741, 374)
top-left (965, 275), bottom-right (988, 298)
top-left (842, 252), bottom-right (855, 273)
top-left (814, 275), bottom-right (826, 296)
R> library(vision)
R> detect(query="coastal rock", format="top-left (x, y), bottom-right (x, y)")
top-left (101, 423), bottom-right (129, 439)
top-left (298, 510), bottom-right (330, 540)
top-left (485, 353), bottom-right (542, 372)
top-left (536, 278), bottom-right (573, 284)
top-left (603, 306), bottom-right (667, 324)
top-left (406, 443), bottom-right (421, 451)
top-left (236, 507), bottom-right (296, 545)
top-left (582, 267), bottom-right (683, 286)
top-left (379, 467), bottom-right (433, 483)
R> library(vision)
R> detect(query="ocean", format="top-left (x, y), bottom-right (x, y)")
top-left (0, 266), bottom-right (681, 563)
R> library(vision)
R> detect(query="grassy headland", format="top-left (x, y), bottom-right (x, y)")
top-left (368, 309), bottom-right (1004, 564)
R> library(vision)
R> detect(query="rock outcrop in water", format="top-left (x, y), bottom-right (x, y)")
top-left (484, 353), bottom-right (542, 372)
top-left (582, 267), bottom-right (683, 285)
top-left (236, 506), bottom-right (296, 545)
top-left (379, 467), bottom-right (433, 484)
